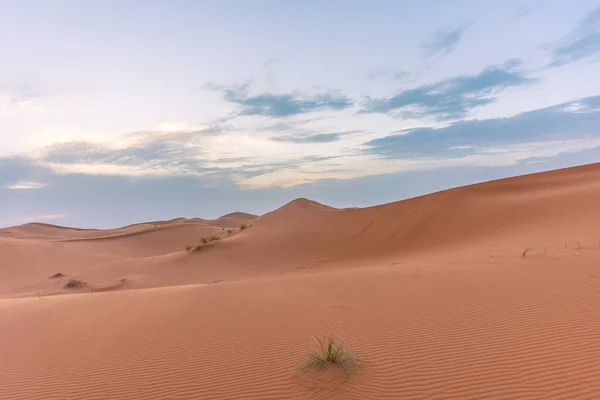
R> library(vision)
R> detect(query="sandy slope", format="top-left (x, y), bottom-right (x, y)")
top-left (1, 163), bottom-right (600, 399)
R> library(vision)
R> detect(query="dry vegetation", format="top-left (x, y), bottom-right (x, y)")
top-left (63, 279), bottom-right (85, 289)
top-left (298, 337), bottom-right (362, 376)
top-left (185, 235), bottom-right (221, 253)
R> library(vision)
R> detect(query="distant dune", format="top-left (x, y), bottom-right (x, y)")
top-left (1, 163), bottom-right (600, 399)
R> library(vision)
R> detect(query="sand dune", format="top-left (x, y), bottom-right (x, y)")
top-left (1, 163), bottom-right (600, 399)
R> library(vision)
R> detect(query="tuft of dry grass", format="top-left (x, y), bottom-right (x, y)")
top-left (298, 337), bottom-right (361, 375)
top-left (49, 273), bottom-right (65, 279)
top-left (63, 279), bottom-right (85, 289)
top-left (239, 224), bottom-right (248, 230)
top-left (186, 235), bottom-right (221, 253)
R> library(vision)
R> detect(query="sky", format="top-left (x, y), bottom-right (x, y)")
top-left (1, 0), bottom-right (600, 228)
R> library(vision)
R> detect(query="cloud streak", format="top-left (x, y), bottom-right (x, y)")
top-left (206, 83), bottom-right (353, 118)
top-left (18, 95), bottom-right (600, 190)
top-left (2, 95), bottom-right (600, 197)
top-left (6, 181), bottom-right (47, 190)
top-left (363, 95), bottom-right (600, 159)
top-left (547, 6), bottom-right (600, 68)
top-left (273, 133), bottom-right (344, 144)
top-left (366, 69), bottom-right (409, 81)
top-left (271, 130), bottom-right (362, 144)
top-left (360, 59), bottom-right (535, 120)
top-left (421, 26), bottom-right (468, 58)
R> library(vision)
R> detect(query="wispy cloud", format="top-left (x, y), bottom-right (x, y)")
top-left (33, 125), bottom-right (352, 187)
top-left (421, 25), bottom-right (469, 59)
top-left (547, 6), bottom-right (600, 68)
top-left (6, 180), bottom-right (47, 190)
top-left (3, 96), bottom-right (600, 194)
top-left (205, 83), bottom-right (353, 118)
top-left (0, 91), bottom-right (38, 117)
top-left (513, 4), bottom-right (544, 20)
top-left (514, 5), bottom-right (532, 19)
top-left (273, 133), bottom-right (344, 144)
top-left (272, 130), bottom-right (362, 144)
top-left (41, 123), bottom-right (240, 172)
top-left (363, 95), bottom-right (600, 159)
top-left (41, 136), bottom-right (212, 177)
top-left (366, 68), bottom-right (409, 81)
top-left (360, 59), bottom-right (535, 120)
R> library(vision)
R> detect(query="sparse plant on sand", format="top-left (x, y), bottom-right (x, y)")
top-left (298, 337), bottom-right (361, 375)
top-left (239, 224), bottom-right (248, 230)
top-left (186, 235), bottom-right (221, 253)
top-left (49, 273), bottom-right (65, 279)
top-left (227, 229), bottom-right (232, 234)
top-left (63, 279), bottom-right (85, 289)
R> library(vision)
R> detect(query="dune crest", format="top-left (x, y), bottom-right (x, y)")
top-left (1, 163), bottom-right (600, 399)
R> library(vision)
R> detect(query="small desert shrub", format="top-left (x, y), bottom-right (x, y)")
top-left (184, 245), bottom-right (193, 251)
top-left (227, 229), bottom-right (232, 234)
top-left (49, 273), bottom-right (65, 279)
top-left (298, 337), bottom-right (361, 375)
top-left (239, 224), bottom-right (248, 230)
top-left (186, 235), bottom-right (222, 253)
top-left (63, 279), bottom-right (85, 289)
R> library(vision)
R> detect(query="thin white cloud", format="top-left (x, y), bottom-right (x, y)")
top-left (8, 94), bottom-right (600, 189)
top-left (40, 162), bottom-right (186, 177)
top-left (5, 181), bottom-right (48, 190)
top-left (0, 92), bottom-right (43, 119)
top-left (239, 137), bottom-right (600, 189)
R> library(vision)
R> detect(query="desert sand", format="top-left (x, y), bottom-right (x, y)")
top-left (1, 163), bottom-right (600, 399)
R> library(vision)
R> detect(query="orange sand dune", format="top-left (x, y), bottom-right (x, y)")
top-left (1, 163), bottom-right (600, 399)
top-left (205, 211), bottom-right (259, 228)
top-left (0, 212), bottom-right (257, 296)
top-left (178, 162), bottom-right (600, 279)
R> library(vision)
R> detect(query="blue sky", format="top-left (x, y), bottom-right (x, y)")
top-left (1, 0), bottom-right (600, 228)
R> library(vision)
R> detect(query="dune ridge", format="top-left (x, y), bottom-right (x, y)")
top-left (1, 163), bottom-right (600, 399)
